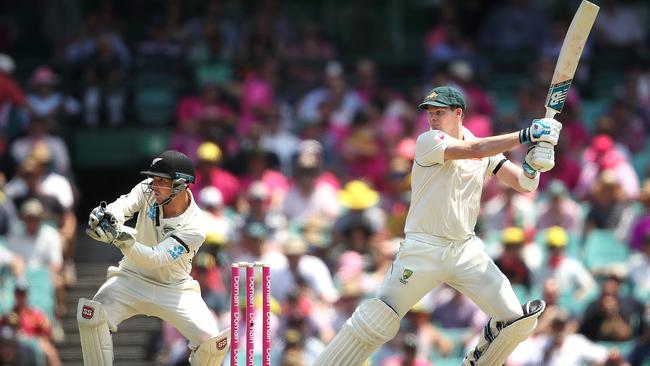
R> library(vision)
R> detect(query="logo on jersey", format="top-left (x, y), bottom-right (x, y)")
top-left (162, 225), bottom-right (175, 236)
top-left (147, 204), bottom-right (157, 221)
top-left (82, 305), bottom-right (95, 319)
top-left (438, 132), bottom-right (445, 140)
top-left (166, 239), bottom-right (185, 260)
top-left (400, 269), bottom-right (413, 284)
top-left (216, 337), bottom-right (228, 350)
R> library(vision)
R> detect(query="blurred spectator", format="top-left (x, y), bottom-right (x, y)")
top-left (628, 327), bottom-right (650, 366)
top-left (297, 60), bottom-right (364, 129)
top-left (260, 103), bottom-right (300, 174)
top-left (430, 286), bottom-right (487, 330)
top-left (295, 140), bottom-right (340, 191)
top-left (198, 187), bottom-right (236, 244)
top-left (627, 233), bottom-right (650, 299)
top-left (537, 180), bottom-right (584, 235)
top-left (383, 157), bottom-right (411, 238)
top-left (352, 59), bottom-right (377, 104)
top-left (239, 181), bottom-right (287, 238)
top-left (272, 237), bottom-right (338, 304)
top-left (135, 15), bottom-right (184, 66)
top-left (365, 237), bottom-right (399, 294)
top-left (333, 180), bottom-right (385, 246)
top-left (480, 184), bottom-right (536, 232)
top-left (9, 118), bottom-right (71, 175)
top-left (494, 227), bottom-right (532, 290)
top-left (340, 111), bottom-right (389, 188)
top-left (189, 252), bottom-right (227, 314)
top-left (593, 0), bottom-right (647, 49)
top-left (579, 274), bottom-right (645, 342)
top-left (0, 325), bottom-right (39, 366)
top-left (238, 58), bottom-right (277, 137)
top-left (584, 170), bottom-right (638, 241)
top-left (0, 279), bottom-right (60, 366)
top-left (181, 0), bottom-right (240, 60)
top-left (4, 145), bottom-right (77, 283)
top-left (478, 0), bottom-right (547, 52)
top-left (191, 142), bottom-right (240, 207)
top-left (533, 278), bottom-right (578, 336)
top-left (535, 226), bottom-right (596, 302)
top-left (447, 60), bottom-right (494, 117)
top-left (0, 244), bottom-right (23, 281)
top-left (510, 311), bottom-right (613, 366)
top-left (0, 54), bottom-right (26, 132)
top-left (423, 4), bottom-right (476, 67)
top-left (25, 66), bottom-right (80, 124)
top-left (629, 179), bottom-right (650, 251)
top-left (80, 61), bottom-right (127, 127)
top-left (239, 148), bottom-right (289, 211)
top-left (286, 21), bottom-right (336, 61)
top-left (575, 134), bottom-right (640, 201)
top-left (401, 303), bottom-right (454, 361)
top-left (171, 82), bottom-right (234, 162)
top-left (381, 332), bottom-right (434, 366)
top-left (282, 152), bottom-right (340, 225)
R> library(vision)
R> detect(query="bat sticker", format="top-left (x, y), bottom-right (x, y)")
top-left (545, 79), bottom-right (572, 113)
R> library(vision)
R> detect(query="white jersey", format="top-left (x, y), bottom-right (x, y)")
top-left (405, 127), bottom-right (504, 242)
top-left (105, 179), bottom-right (206, 286)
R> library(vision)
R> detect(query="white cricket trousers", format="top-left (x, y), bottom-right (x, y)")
top-left (93, 266), bottom-right (219, 349)
top-left (377, 236), bottom-right (523, 321)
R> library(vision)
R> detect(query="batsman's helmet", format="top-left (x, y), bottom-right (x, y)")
top-left (141, 150), bottom-right (195, 205)
top-left (141, 150), bottom-right (195, 183)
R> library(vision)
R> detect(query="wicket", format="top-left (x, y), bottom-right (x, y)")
top-left (231, 262), bottom-right (271, 366)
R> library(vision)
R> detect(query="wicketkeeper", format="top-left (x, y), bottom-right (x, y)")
top-left (315, 86), bottom-right (561, 366)
top-left (78, 150), bottom-right (229, 365)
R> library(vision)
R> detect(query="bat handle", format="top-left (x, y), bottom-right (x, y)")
top-left (544, 107), bottom-right (558, 119)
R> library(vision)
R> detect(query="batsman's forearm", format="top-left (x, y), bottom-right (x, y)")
top-left (470, 132), bottom-right (521, 158)
top-left (119, 241), bottom-right (177, 269)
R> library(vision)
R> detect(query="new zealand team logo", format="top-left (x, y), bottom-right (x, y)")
top-left (400, 269), bottom-right (413, 284)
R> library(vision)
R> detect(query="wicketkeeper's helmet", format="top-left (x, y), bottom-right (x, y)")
top-left (141, 150), bottom-right (195, 204)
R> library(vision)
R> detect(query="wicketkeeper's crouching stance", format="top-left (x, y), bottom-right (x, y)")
top-left (78, 150), bottom-right (229, 365)
top-left (315, 86), bottom-right (560, 366)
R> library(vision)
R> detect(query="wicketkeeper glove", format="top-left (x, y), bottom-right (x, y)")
top-left (519, 118), bottom-right (562, 145)
top-left (524, 142), bottom-right (555, 172)
top-left (86, 202), bottom-right (136, 248)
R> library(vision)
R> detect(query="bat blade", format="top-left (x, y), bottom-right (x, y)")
top-left (545, 0), bottom-right (599, 118)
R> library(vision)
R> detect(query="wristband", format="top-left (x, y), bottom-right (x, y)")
top-left (493, 158), bottom-right (508, 175)
top-left (519, 128), bottom-right (531, 144)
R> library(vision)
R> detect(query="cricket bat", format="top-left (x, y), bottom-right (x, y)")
top-left (544, 0), bottom-right (599, 119)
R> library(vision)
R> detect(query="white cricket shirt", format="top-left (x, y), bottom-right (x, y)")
top-left (106, 179), bottom-right (207, 286)
top-left (404, 127), bottom-right (504, 243)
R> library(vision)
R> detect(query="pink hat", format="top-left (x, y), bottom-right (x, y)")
top-left (30, 66), bottom-right (57, 85)
top-left (396, 138), bottom-right (416, 160)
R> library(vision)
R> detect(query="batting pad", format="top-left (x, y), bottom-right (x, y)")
top-left (77, 298), bottom-right (114, 366)
top-left (474, 300), bottom-right (545, 366)
top-left (189, 327), bottom-right (230, 366)
top-left (314, 298), bottom-right (400, 366)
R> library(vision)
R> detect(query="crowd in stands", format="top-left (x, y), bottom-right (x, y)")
top-left (0, 0), bottom-right (650, 365)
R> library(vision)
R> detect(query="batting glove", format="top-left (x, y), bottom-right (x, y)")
top-left (519, 118), bottom-right (562, 145)
top-left (87, 201), bottom-right (108, 230)
top-left (525, 142), bottom-right (555, 172)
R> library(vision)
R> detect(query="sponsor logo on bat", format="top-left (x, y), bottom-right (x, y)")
top-left (82, 305), bottom-right (95, 319)
top-left (545, 80), bottom-right (572, 113)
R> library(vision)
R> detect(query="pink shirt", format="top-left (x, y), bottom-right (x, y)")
top-left (191, 168), bottom-right (240, 207)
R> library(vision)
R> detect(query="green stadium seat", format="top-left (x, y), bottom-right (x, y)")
top-left (580, 99), bottom-right (609, 133)
top-left (432, 356), bottom-right (466, 366)
top-left (73, 127), bottom-right (172, 168)
top-left (510, 284), bottom-right (530, 303)
top-left (583, 229), bottom-right (629, 270)
top-left (133, 73), bottom-right (178, 125)
top-left (25, 267), bottom-right (55, 320)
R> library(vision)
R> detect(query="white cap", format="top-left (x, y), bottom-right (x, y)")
top-left (199, 186), bottom-right (223, 208)
top-left (0, 54), bottom-right (15, 74)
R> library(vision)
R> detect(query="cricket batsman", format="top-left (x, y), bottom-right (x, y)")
top-left (315, 86), bottom-right (561, 365)
top-left (78, 150), bottom-right (229, 365)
